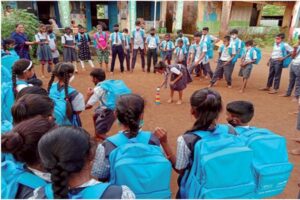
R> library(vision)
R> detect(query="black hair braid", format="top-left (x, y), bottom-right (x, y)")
top-left (12, 71), bottom-right (17, 98)
top-left (47, 72), bottom-right (56, 93)
top-left (50, 165), bottom-right (69, 199)
top-left (63, 71), bottom-right (70, 114)
top-left (124, 109), bottom-right (140, 138)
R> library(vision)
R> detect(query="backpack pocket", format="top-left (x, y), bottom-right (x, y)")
top-left (255, 162), bottom-right (293, 198)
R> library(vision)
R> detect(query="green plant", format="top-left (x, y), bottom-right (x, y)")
top-left (1, 9), bottom-right (39, 58)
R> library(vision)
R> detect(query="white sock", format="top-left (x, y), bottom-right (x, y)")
top-left (88, 60), bottom-right (95, 68)
top-left (80, 60), bottom-right (85, 69)
top-left (72, 62), bottom-right (78, 71)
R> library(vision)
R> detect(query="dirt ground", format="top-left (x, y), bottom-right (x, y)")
top-left (38, 49), bottom-right (300, 198)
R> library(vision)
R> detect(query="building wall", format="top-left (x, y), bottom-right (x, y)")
top-left (230, 2), bottom-right (252, 26)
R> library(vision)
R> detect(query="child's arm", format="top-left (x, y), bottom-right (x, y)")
top-left (195, 52), bottom-right (206, 66)
top-left (158, 77), bottom-right (167, 89)
top-left (170, 72), bottom-right (183, 86)
top-left (85, 87), bottom-right (94, 109)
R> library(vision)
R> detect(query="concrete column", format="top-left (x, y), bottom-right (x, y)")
top-left (58, 0), bottom-right (71, 28)
top-left (282, 2), bottom-right (294, 28)
top-left (174, 0), bottom-right (183, 31)
top-left (160, 0), bottom-right (167, 27)
top-left (219, 1), bottom-right (232, 38)
top-left (128, 0), bottom-right (136, 32)
top-left (289, 0), bottom-right (300, 40)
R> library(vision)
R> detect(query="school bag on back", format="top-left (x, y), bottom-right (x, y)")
top-left (238, 127), bottom-right (293, 198)
top-left (220, 45), bottom-right (238, 64)
top-left (99, 80), bottom-right (131, 110)
top-left (2, 160), bottom-right (47, 199)
top-left (49, 82), bottom-right (80, 126)
top-left (43, 182), bottom-right (111, 199)
top-left (107, 131), bottom-right (172, 199)
top-left (250, 47), bottom-right (262, 64)
top-left (179, 124), bottom-right (256, 199)
top-left (280, 43), bottom-right (292, 68)
top-left (205, 35), bottom-right (214, 59)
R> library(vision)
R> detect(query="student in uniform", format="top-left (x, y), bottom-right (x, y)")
top-left (94, 24), bottom-right (110, 71)
top-left (259, 33), bottom-right (293, 94)
top-left (46, 25), bottom-right (59, 65)
top-left (109, 24), bottom-right (125, 74)
top-left (47, 62), bottom-right (85, 127)
top-left (32, 126), bottom-right (135, 199)
top-left (131, 21), bottom-right (146, 72)
top-left (175, 30), bottom-right (190, 57)
top-left (145, 27), bottom-right (160, 73)
top-left (1, 116), bottom-right (56, 199)
top-left (62, 27), bottom-right (78, 73)
top-left (209, 35), bottom-right (236, 88)
top-left (123, 28), bottom-right (131, 72)
top-left (160, 34), bottom-right (175, 65)
top-left (35, 24), bottom-right (53, 78)
top-left (174, 39), bottom-right (187, 65)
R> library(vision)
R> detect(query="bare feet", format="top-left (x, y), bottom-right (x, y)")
top-left (268, 89), bottom-right (278, 94)
top-left (259, 87), bottom-right (270, 91)
top-left (239, 89), bottom-right (244, 93)
top-left (291, 138), bottom-right (300, 143)
top-left (176, 100), bottom-right (182, 105)
top-left (227, 85), bottom-right (232, 89)
top-left (167, 99), bottom-right (173, 104)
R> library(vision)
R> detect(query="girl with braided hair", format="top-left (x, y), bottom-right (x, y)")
top-left (1, 116), bottom-right (56, 198)
top-left (32, 126), bottom-right (135, 199)
top-left (91, 94), bottom-right (171, 198)
top-left (47, 62), bottom-right (85, 126)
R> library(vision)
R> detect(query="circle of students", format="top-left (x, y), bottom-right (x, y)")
top-left (1, 21), bottom-right (300, 199)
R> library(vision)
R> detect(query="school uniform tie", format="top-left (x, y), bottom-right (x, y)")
top-left (115, 33), bottom-right (119, 44)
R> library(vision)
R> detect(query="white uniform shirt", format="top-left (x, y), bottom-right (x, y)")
top-left (292, 46), bottom-right (300, 65)
top-left (244, 47), bottom-right (257, 62)
top-left (201, 34), bottom-right (218, 43)
top-left (219, 44), bottom-right (236, 61)
top-left (271, 42), bottom-right (293, 59)
top-left (132, 29), bottom-right (144, 49)
top-left (193, 42), bottom-right (208, 64)
top-left (146, 35), bottom-right (159, 49)
top-left (61, 34), bottom-right (75, 44)
top-left (86, 86), bottom-right (106, 107)
top-left (35, 32), bottom-right (50, 42)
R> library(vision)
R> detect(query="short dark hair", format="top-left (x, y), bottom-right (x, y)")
top-left (230, 29), bottom-right (238, 35)
top-left (276, 33), bottom-right (285, 39)
top-left (165, 33), bottom-right (170, 37)
top-left (202, 27), bottom-right (209, 31)
top-left (177, 30), bottom-right (182, 34)
top-left (150, 27), bottom-right (156, 31)
top-left (298, 35), bottom-right (300, 40)
top-left (114, 24), bottom-right (119, 28)
top-left (245, 40), bottom-right (253, 46)
top-left (226, 101), bottom-right (254, 123)
top-left (194, 31), bottom-right (202, 37)
top-left (123, 28), bottom-right (128, 33)
top-left (90, 68), bottom-right (106, 82)
top-left (224, 35), bottom-right (231, 41)
top-left (177, 39), bottom-right (183, 44)
top-left (135, 21), bottom-right (141, 26)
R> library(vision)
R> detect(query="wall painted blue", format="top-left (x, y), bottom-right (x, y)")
top-left (150, 1), bottom-right (160, 21)
top-left (85, 1), bottom-right (92, 31)
top-left (53, 1), bottom-right (62, 28)
top-left (108, 1), bottom-right (118, 32)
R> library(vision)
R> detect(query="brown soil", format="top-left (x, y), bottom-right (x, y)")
top-left (38, 50), bottom-right (300, 198)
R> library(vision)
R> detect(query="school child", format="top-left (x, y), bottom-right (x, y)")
top-left (94, 24), bottom-right (110, 71)
top-left (260, 33), bottom-right (293, 94)
top-left (160, 33), bottom-right (175, 65)
top-left (92, 94), bottom-right (171, 198)
top-left (238, 40), bottom-right (257, 93)
top-left (12, 59), bottom-right (35, 95)
top-left (154, 88), bottom-right (255, 199)
top-left (32, 126), bottom-right (135, 199)
top-left (131, 21), bottom-right (146, 72)
top-left (62, 27), bottom-right (78, 73)
top-left (46, 25), bottom-right (59, 65)
top-left (123, 28), bottom-right (131, 71)
top-left (155, 61), bottom-right (192, 104)
top-left (35, 24), bottom-right (53, 78)
top-left (2, 39), bottom-right (19, 57)
top-left (145, 27), bottom-right (160, 73)
top-left (85, 68), bottom-right (131, 140)
top-left (1, 116), bottom-right (56, 199)
top-left (109, 24), bottom-right (125, 74)
top-left (48, 62), bottom-right (85, 127)
top-left (188, 31), bottom-right (213, 79)
top-left (75, 26), bottom-right (95, 70)
top-left (16, 86), bottom-right (48, 100)
top-left (280, 35), bottom-right (300, 98)
top-left (209, 35), bottom-right (236, 88)
top-left (174, 39), bottom-right (187, 65)
top-left (226, 100), bottom-right (293, 198)
top-left (175, 30), bottom-right (190, 51)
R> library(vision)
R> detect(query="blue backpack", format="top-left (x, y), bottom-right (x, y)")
top-left (1, 82), bottom-right (14, 124)
top-left (132, 29), bottom-right (145, 40)
top-left (250, 47), bottom-right (262, 64)
top-left (44, 182), bottom-right (111, 199)
top-left (93, 32), bottom-right (107, 48)
top-left (205, 35), bottom-right (214, 59)
top-left (1, 66), bottom-right (11, 84)
top-left (179, 124), bottom-right (256, 199)
top-left (107, 131), bottom-right (172, 199)
top-left (146, 35), bottom-right (159, 47)
top-left (220, 45), bottom-right (238, 64)
top-left (2, 160), bottom-right (47, 199)
top-left (237, 127), bottom-right (293, 198)
top-left (280, 43), bottom-right (292, 68)
top-left (238, 40), bottom-right (246, 58)
top-left (76, 33), bottom-right (89, 43)
top-left (99, 80), bottom-right (131, 110)
top-left (1, 54), bottom-right (19, 75)
top-left (49, 82), bottom-right (79, 126)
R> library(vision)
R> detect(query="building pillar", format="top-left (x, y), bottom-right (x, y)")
top-left (58, 0), bottom-right (71, 28)
top-left (160, 1), bottom-right (167, 28)
top-left (128, 0), bottom-right (136, 32)
top-left (196, 1), bottom-right (205, 30)
top-left (282, 2), bottom-right (294, 28)
top-left (174, 0), bottom-right (183, 31)
top-left (219, 1), bottom-right (232, 38)
top-left (85, 1), bottom-right (92, 31)
top-left (289, 0), bottom-right (300, 40)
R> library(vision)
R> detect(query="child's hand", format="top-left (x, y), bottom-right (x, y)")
top-left (170, 81), bottom-right (175, 86)
top-left (87, 88), bottom-right (94, 96)
top-left (154, 127), bottom-right (168, 144)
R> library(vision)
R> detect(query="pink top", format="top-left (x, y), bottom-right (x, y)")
top-left (94, 32), bottom-right (109, 49)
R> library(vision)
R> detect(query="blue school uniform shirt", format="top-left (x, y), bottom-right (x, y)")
top-left (160, 40), bottom-right (175, 51)
top-left (175, 36), bottom-right (190, 48)
top-left (146, 35), bottom-right (160, 49)
top-left (109, 32), bottom-right (124, 46)
top-left (174, 46), bottom-right (188, 62)
top-left (123, 34), bottom-right (131, 49)
top-left (189, 42), bottom-right (209, 64)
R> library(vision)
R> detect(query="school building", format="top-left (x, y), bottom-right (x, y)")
top-left (4, 1), bottom-right (300, 39)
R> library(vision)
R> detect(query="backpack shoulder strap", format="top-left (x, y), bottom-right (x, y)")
top-left (18, 172), bottom-right (47, 189)
top-left (44, 184), bottom-right (54, 199)
top-left (107, 132), bottom-right (129, 147)
top-left (241, 127), bottom-right (273, 137)
top-left (136, 131), bottom-right (152, 144)
top-left (79, 183), bottom-right (111, 199)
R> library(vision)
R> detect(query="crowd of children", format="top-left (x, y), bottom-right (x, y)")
top-left (1, 21), bottom-right (300, 199)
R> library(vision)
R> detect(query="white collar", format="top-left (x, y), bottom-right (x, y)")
top-left (27, 167), bottom-right (51, 182)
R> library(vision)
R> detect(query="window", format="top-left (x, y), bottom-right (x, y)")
top-left (136, 1), bottom-right (160, 21)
